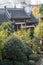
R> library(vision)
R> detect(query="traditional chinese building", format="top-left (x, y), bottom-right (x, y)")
top-left (0, 6), bottom-right (38, 30)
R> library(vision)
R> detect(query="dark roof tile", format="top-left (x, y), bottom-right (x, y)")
top-left (0, 13), bottom-right (9, 24)
top-left (8, 8), bottom-right (29, 18)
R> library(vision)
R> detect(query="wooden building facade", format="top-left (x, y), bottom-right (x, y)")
top-left (0, 6), bottom-right (38, 31)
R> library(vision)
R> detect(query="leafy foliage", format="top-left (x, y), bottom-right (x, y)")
top-left (0, 22), bottom-right (14, 49)
top-left (32, 7), bottom-right (38, 18)
top-left (0, 30), bottom-right (8, 45)
top-left (0, 30), bottom-right (8, 60)
top-left (0, 60), bottom-right (13, 65)
top-left (39, 4), bottom-right (43, 14)
top-left (0, 22), bottom-right (14, 35)
top-left (2, 36), bottom-right (27, 61)
top-left (0, 22), bottom-right (41, 65)
top-left (13, 29), bottom-right (30, 42)
top-left (40, 46), bottom-right (43, 51)
top-left (28, 60), bottom-right (36, 65)
top-left (0, 22), bottom-right (14, 60)
top-left (14, 61), bottom-right (24, 65)
top-left (39, 4), bottom-right (43, 21)
top-left (34, 22), bottom-right (43, 39)
top-left (29, 54), bottom-right (40, 62)
top-left (2, 35), bottom-right (33, 63)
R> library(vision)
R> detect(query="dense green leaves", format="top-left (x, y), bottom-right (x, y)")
top-left (29, 54), bottom-right (40, 62)
top-left (34, 22), bottom-right (43, 39)
top-left (0, 60), bottom-right (13, 65)
top-left (0, 22), bottom-right (14, 35)
top-left (28, 60), bottom-right (36, 65)
top-left (39, 4), bottom-right (43, 14)
top-left (13, 29), bottom-right (30, 42)
top-left (14, 61), bottom-right (24, 65)
top-left (2, 36), bottom-right (33, 64)
top-left (39, 4), bottom-right (43, 21)
top-left (0, 22), bottom-right (40, 65)
top-left (0, 22), bottom-right (14, 48)
top-left (2, 36), bottom-right (27, 61)
top-left (0, 22), bottom-right (14, 60)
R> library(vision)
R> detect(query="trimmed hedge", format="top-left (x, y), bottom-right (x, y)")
top-left (40, 46), bottom-right (43, 51)
top-left (2, 36), bottom-right (37, 65)
top-left (0, 60), bottom-right (1, 65)
top-left (2, 36), bottom-right (30, 62)
top-left (28, 60), bottom-right (36, 65)
top-left (24, 45), bottom-right (33, 57)
top-left (14, 61), bottom-right (24, 65)
top-left (0, 60), bottom-right (13, 65)
top-left (29, 54), bottom-right (40, 62)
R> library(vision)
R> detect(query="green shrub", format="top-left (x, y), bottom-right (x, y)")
top-left (0, 50), bottom-right (2, 60)
top-left (2, 36), bottom-right (28, 62)
top-left (34, 22), bottom-right (43, 39)
top-left (29, 54), bottom-right (40, 62)
top-left (0, 22), bottom-right (14, 34)
top-left (28, 60), bottom-right (36, 65)
top-left (14, 61), bottom-right (24, 65)
top-left (13, 29), bottom-right (30, 42)
top-left (40, 46), bottom-right (43, 51)
top-left (24, 44), bottom-right (33, 57)
top-left (0, 60), bottom-right (13, 65)
top-left (0, 60), bottom-right (1, 64)
top-left (0, 22), bottom-right (14, 61)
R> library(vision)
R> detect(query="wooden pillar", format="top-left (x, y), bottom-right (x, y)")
top-left (17, 25), bottom-right (18, 30)
top-left (24, 19), bottom-right (26, 30)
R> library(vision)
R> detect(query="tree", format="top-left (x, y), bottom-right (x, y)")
top-left (39, 4), bottom-right (43, 21)
top-left (0, 22), bottom-right (14, 35)
top-left (13, 29), bottom-right (30, 42)
top-left (32, 7), bottom-right (38, 18)
top-left (0, 30), bottom-right (8, 60)
top-left (2, 35), bottom-right (32, 65)
top-left (39, 4), bottom-right (43, 14)
top-left (0, 22), bottom-right (14, 60)
top-left (34, 22), bottom-right (43, 39)
top-left (0, 22), bottom-right (14, 49)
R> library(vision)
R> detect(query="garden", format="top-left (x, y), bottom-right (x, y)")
top-left (0, 21), bottom-right (43, 65)
top-left (0, 4), bottom-right (43, 65)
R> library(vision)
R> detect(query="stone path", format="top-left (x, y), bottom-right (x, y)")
top-left (36, 56), bottom-right (43, 65)
top-left (40, 58), bottom-right (43, 65)
top-left (36, 58), bottom-right (42, 65)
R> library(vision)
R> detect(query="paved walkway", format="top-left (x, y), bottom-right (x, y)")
top-left (36, 57), bottom-right (43, 65)
top-left (40, 58), bottom-right (43, 65)
top-left (36, 58), bottom-right (40, 65)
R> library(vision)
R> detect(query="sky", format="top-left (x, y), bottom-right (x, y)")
top-left (0, 0), bottom-right (43, 8)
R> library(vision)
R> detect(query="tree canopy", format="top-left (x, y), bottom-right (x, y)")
top-left (34, 22), bottom-right (43, 39)
top-left (32, 7), bottom-right (38, 18)
top-left (39, 4), bottom-right (43, 14)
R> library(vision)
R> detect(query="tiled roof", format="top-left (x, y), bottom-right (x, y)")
top-left (30, 13), bottom-right (38, 23)
top-left (8, 8), bottom-right (29, 18)
top-left (0, 11), bottom-right (9, 24)
top-left (27, 12), bottom-right (38, 23)
top-left (0, 8), bottom-right (38, 24)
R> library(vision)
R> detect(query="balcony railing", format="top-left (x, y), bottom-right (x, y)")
top-left (15, 22), bottom-right (25, 24)
top-left (22, 25), bottom-right (34, 28)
